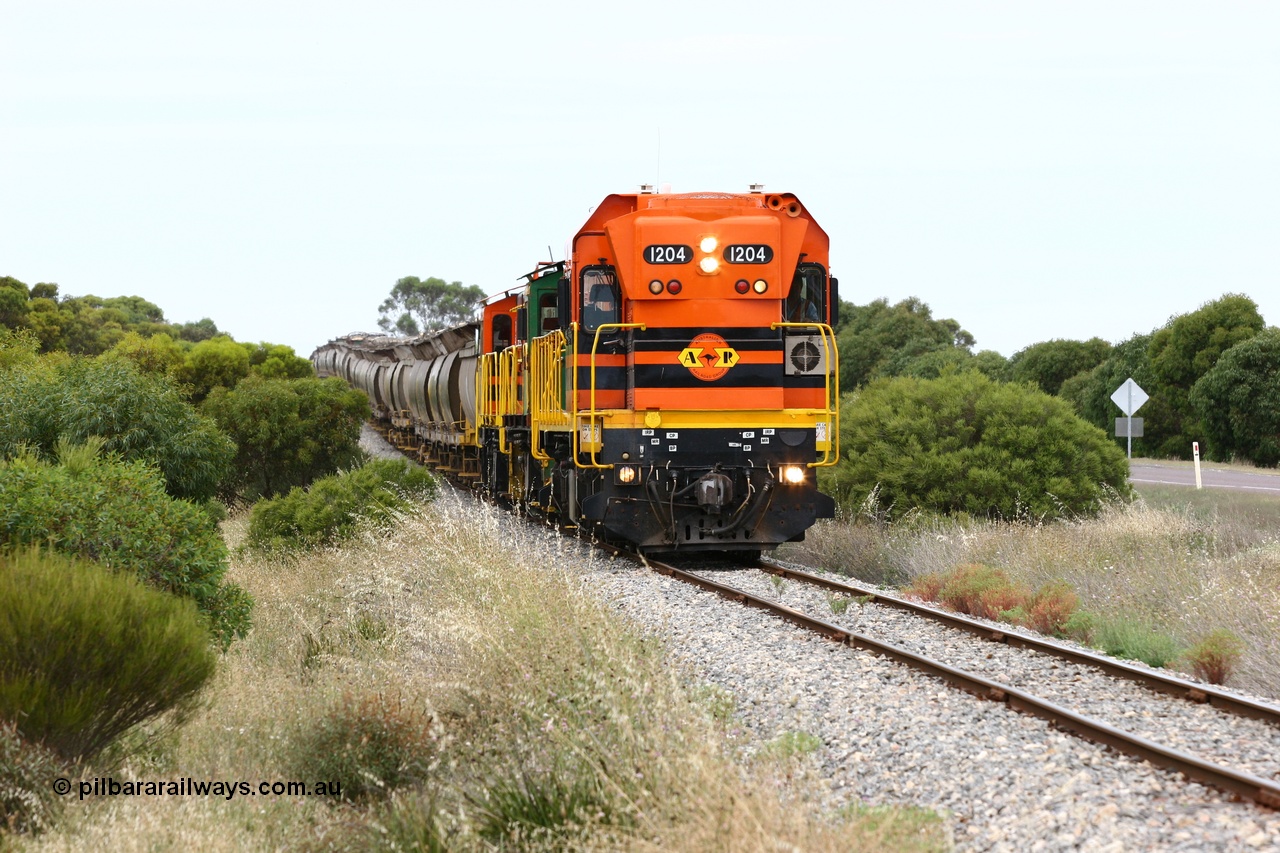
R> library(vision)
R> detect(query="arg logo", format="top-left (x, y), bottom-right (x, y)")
top-left (678, 333), bottom-right (739, 381)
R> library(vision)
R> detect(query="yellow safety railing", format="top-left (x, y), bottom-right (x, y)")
top-left (574, 322), bottom-right (646, 469)
top-left (770, 321), bottom-right (841, 467)
top-left (495, 343), bottom-right (526, 454)
top-left (477, 351), bottom-right (501, 429)
top-left (529, 329), bottom-right (570, 461)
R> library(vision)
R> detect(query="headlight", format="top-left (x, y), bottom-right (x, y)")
top-left (779, 465), bottom-right (806, 485)
top-left (616, 466), bottom-right (638, 484)
top-left (700, 236), bottom-right (718, 253)
top-left (699, 256), bottom-right (719, 274)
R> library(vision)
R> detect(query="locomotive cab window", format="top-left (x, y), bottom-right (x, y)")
top-left (538, 293), bottom-right (559, 333)
top-left (581, 266), bottom-right (620, 331)
top-left (491, 314), bottom-right (512, 351)
top-left (785, 263), bottom-right (827, 324)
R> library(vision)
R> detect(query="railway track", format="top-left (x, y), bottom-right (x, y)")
top-left (759, 561), bottom-right (1280, 726)
top-left (634, 552), bottom-right (1280, 811)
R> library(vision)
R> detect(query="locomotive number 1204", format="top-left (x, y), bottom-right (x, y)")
top-left (643, 244), bottom-right (692, 264)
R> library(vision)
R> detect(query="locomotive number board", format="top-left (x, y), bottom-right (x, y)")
top-left (722, 244), bottom-right (774, 263)
top-left (643, 244), bottom-right (693, 264)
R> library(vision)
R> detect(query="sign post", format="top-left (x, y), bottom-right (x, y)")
top-left (1110, 378), bottom-right (1149, 461)
top-left (1193, 441), bottom-right (1202, 489)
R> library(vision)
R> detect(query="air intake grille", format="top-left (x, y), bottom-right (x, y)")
top-left (785, 335), bottom-right (827, 375)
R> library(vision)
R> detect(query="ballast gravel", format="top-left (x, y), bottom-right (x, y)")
top-left (719, 565), bottom-right (1280, 785)
top-left (590, 559), bottom-right (1280, 852)
top-left (360, 427), bottom-right (1280, 851)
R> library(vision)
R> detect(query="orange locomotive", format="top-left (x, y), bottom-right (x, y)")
top-left (318, 187), bottom-right (840, 555)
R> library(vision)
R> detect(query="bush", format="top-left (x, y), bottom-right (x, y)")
top-left (0, 356), bottom-right (233, 503)
top-left (203, 375), bottom-right (369, 501)
top-left (179, 335), bottom-right (250, 401)
top-left (246, 459), bottom-right (437, 551)
top-left (827, 372), bottom-right (1131, 520)
top-left (1146, 293), bottom-right (1265, 458)
top-left (1017, 582), bottom-right (1080, 636)
top-left (0, 326), bottom-right (40, 371)
top-left (1182, 630), bottom-right (1246, 685)
top-left (1091, 614), bottom-right (1182, 668)
top-left (1190, 328), bottom-right (1280, 467)
top-left (0, 719), bottom-right (66, 836)
top-left (936, 564), bottom-right (1029, 621)
top-left (0, 548), bottom-right (217, 762)
top-left (906, 565), bottom-right (1080, 636)
top-left (0, 447), bottom-right (250, 647)
top-left (284, 692), bottom-right (435, 801)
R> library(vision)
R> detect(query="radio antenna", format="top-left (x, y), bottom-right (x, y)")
top-left (656, 127), bottom-right (661, 190)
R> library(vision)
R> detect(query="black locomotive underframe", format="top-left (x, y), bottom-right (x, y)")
top-left (479, 424), bottom-right (835, 553)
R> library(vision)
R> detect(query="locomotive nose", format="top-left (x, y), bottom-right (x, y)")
top-left (693, 471), bottom-right (734, 511)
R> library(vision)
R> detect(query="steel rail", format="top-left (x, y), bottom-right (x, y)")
top-left (643, 556), bottom-right (1280, 811)
top-left (758, 561), bottom-right (1280, 727)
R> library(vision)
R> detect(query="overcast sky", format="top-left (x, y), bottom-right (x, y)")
top-left (3, 1), bottom-right (1276, 359)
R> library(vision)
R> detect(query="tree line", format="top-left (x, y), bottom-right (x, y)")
top-left (1, 276), bottom-right (373, 652)
top-left (831, 292), bottom-right (1277, 468)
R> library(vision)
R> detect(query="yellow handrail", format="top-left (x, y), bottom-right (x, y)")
top-left (477, 351), bottom-right (500, 429)
top-left (573, 322), bottom-right (645, 469)
top-left (495, 343), bottom-right (526, 454)
top-left (529, 329), bottom-right (570, 461)
top-left (770, 321), bottom-right (840, 467)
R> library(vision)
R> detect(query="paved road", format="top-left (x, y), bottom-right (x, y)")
top-left (1129, 462), bottom-right (1280, 494)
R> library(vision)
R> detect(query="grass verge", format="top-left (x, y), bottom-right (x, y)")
top-left (14, 495), bottom-right (947, 851)
top-left (786, 488), bottom-right (1280, 697)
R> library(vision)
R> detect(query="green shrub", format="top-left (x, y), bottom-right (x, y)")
top-left (246, 459), bottom-right (436, 551)
top-left (1190, 328), bottom-right (1280, 466)
top-left (826, 372), bottom-right (1131, 520)
top-left (1182, 630), bottom-right (1246, 685)
top-left (1061, 610), bottom-right (1097, 645)
top-left (0, 326), bottom-right (40, 371)
top-left (0, 356), bottom-right (233, 503)
top-left (0, 719), bottom-right (66, 836)
top-left (1090, 614), bottom-right (1182, 668)
top-left (0, 548), bottom-right (217, 762)
top-left (203, 375), bottom-right (369, 501)
top-left (243, 341), bottom-right (315, 380)
top-left (0, 448), bottom-right (250, 647)
top-left (284, 692), bottom-right (435, 802)
top-left (179, 335), bottom-right (250, 401)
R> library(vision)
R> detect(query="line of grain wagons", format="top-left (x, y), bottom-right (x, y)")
top-left (312, 324), bottom-right (479, 460)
